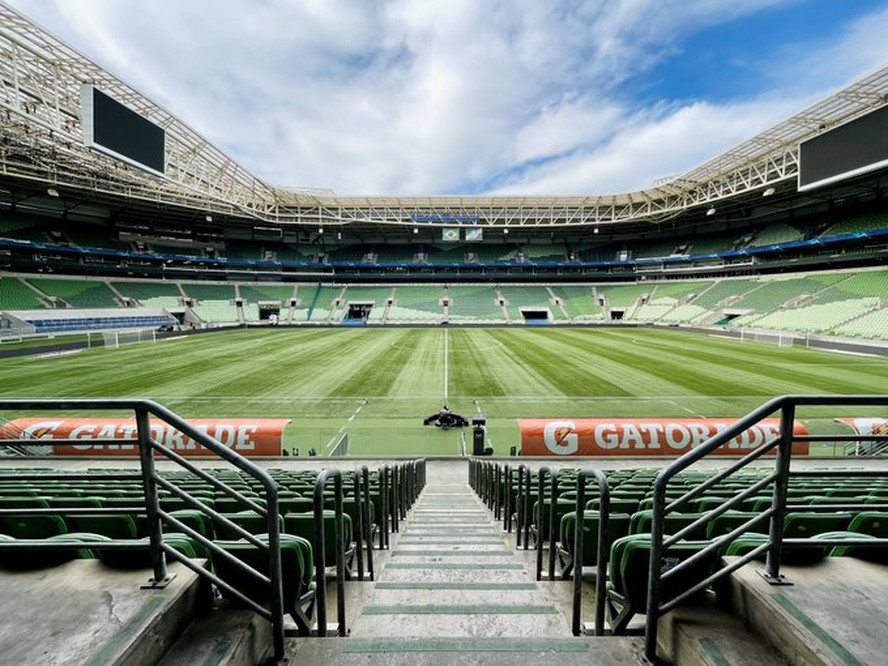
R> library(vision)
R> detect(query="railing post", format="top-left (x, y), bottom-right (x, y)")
top-left (644, 469), bottom-right (669, 661)
top-left (764, 400), bottom-right (795, 583)
top-left (353, 466), bottom-right (366, 581)
top-left (515, 465), bottom-right (526, 546)
top-left (313, 469), bottom-right (347, 637)
top-left (536, 466), bottom-right (551, 581)
top-left (494, 463), bottom-right (501, 520)
top-left (503, 464), bottom-right (512, 532)
top-left (135, 405), bottom-right (172, 588)
top-left (523, 467), bottom-right (532, 550)
top-left (572, 469), bottom-right (609, 637)
top-left (361, 465), bottom-right (375, 581)
top-left (548, 472), bottom-right (559, 581)
top-left (380, 465), bottom-right (390, 549)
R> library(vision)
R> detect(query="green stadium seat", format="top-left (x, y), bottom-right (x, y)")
top-left (557, 511), bottom-right (631, 578)
top-left (67, 513), bottom-right (139, 539)
top-left (218, 510), bottom-right (284, 540)
top-left (283, 511), bottom-right (355, 577)
top-left (0, 512), bottom-right (68, 539)
top-left (847, 511), bottom-right (888, 537)
top-left (629, 510), bottom-right (708, 540)
top-left (606, 534), bottom-right (718, 635)
top-left (212, 534), bottom-right (316, 634)
top-left (705, 511), bottom-right (768, 540)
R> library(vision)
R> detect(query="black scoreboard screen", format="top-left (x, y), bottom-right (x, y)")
top-left (81, 84), bottom-right (165, 175)
top-left (798, 104), bottom-right (888, 191)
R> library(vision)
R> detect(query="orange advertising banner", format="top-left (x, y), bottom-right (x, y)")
top-left (835, 417), bottom-right (888, 436)
top-left (0, 417), bottom-right (290, 457)
top-left (518, 418), bottom-right (809, 457)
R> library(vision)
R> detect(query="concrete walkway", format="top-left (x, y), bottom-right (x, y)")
top-left (288, 460), bottom-right (647, 663)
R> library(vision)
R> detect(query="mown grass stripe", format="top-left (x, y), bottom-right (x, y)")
top-left (375, 582), bottom-right (536, 590)
top-left (342, 638), bottom-right (591, 653)
top-left (385, 562), bottom-right (524, 570)
top-left (771, 594), bottom-right (865, 666)
top-left (362, 604), bottom-right (557, 615)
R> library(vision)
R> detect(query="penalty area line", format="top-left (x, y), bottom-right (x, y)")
top-left (325, 398), bottom-right (369, 451)
top-left (668, 399), bottom-right (707, 419)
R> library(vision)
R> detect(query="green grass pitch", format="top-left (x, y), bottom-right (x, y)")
top-left (0, 326), bottom-right (885, 456)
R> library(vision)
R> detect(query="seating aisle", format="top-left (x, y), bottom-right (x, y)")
top-left (287, 460), bottom-right (643, 664)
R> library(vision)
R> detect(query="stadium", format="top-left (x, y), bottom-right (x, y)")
top-left (0, 1), bottom-right (886, 664)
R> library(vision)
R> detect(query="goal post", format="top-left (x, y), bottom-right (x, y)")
top-left (101, 328), bottom-right (157, 349)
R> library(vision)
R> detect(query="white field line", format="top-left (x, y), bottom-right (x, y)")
top-left (668, 399), bottom-right (707, 418)
top-left (324, 398), bottom-right (368, 451)
top-left (444, 327), bottom-right (449, 401)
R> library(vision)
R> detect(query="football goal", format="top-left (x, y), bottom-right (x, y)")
top-left (101, 328), bottom-right (157, 349)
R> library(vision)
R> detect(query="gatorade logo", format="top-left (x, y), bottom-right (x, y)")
top-left (544, 420), bottom-right (579, 455)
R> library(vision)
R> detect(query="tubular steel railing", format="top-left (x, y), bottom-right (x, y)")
top-left (312, 469), bottom-right (347, 637)
top-left (0, 398), bottom-right (287, 662)
top-left (644, 394), bottom-right (888, 662)
top-left (572, 469), bottom-right (610, 638)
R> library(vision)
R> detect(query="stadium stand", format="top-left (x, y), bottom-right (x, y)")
top-left (550, 285), bottom-right (602, 321)
top-left (0, 276), bottom-right (43, 309)
top-left (446, 285), bottom-right (506, 321)
top-left (2, 3), bottom-right (888, 661)
top-left (111, 280), bottom-right (182, 308)
top-left (500, 285), bottom-right (560, 322)
top-left (27, 277), bottom-right (119, 308)
top-left (386, 285), bottom-right (444, 322)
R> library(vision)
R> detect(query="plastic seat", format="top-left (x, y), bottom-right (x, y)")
top-left (819, 531), bottom-right (888, 563)
top-left (847, 511), bottom-right (888, 537)
top-left (67, 513), bottom-right (139, 539)
top-left (557, 511), bottom-right (631, 578)
top-left (606, 534), bottom-right (718, 635)
top-left (629, 510), bottom-right (708, 540)
top-left (218, 510), bottom-right (284, 540)
top-left (705, 511), bottom-right (768, 541)
top-left (283, 511), bottom-right (355, 576)
top-left (212, 534), bottom-right (316, 634)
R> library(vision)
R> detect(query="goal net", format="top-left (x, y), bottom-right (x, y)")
top-left (101, 328), bottom-right (157, 349)
top-left (738, 330), bottom-right (795, 348)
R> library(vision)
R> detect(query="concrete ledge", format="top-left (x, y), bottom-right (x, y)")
top-left (726, 556), bottom-right (888, 666)
top-left (0, 559), bottom-right (209, 665)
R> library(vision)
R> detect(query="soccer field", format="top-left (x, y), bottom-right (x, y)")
top-left (0, 326), bottom-right (885, 456)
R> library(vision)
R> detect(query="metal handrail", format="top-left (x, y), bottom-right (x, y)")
top-left (644, 394), bottom-right (888, 662)
top-left (353, 464), bottom-right (374, 581)
top-left (572, 468), bottom-right (610, 637)
top-left (535, 466), bottom-right (554, 581)
top-left (312, 468), bottom-right (347, 638)
top-left (0, 398), bottom-right (287, 662)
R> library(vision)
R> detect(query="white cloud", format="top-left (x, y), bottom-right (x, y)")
top-left (5, 0), bottom-right (886, 195)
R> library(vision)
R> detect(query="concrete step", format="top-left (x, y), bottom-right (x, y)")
top-left (285, 636), bottom-right (648, 665)
top-left (657, 601), bottom-right (787, 666)
top-left (725, 556), bottom-right (888, 666)
top-left (0, 558), bottom-right (209, 666)
top-left (158, 600), bottom-right (273, 666)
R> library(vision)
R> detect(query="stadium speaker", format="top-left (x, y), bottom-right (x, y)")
top-left (473, 424), bottom-right (486, 456)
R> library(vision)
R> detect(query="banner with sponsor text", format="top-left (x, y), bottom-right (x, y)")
top-left (834, 417), bottom-right (888, 454)
top-left (518, 418), bottom-right (809, 457)
top-left (0, 417), bottom-right (291, 457)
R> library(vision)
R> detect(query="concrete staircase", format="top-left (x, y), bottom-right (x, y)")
top-left (285, 461), bottom-right (643, 663)
top-left (5, 460), bottom-right (888, 664)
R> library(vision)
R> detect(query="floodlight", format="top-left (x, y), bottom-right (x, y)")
top-left (762, 187), bottom-right (775, 197)
top-left (706, 207), bottom-right (716, 216)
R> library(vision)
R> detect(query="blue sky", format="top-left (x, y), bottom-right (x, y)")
top-left (7, 0), bottom-right (888, 196)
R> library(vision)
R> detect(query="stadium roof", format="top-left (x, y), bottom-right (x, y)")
top-left (1, 0), bottom-right (887, 229)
